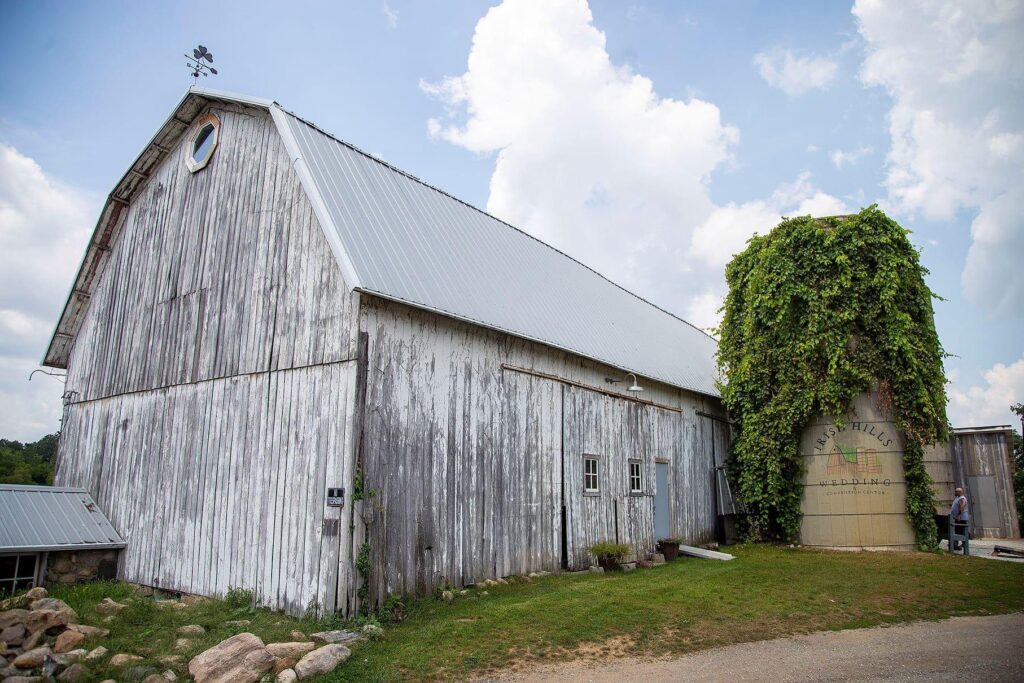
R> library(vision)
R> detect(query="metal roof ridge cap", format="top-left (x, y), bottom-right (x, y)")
top-left (270, 105), bottom-right (362, 291)
top-left (273, 108), bottom-right (719, 344)
top-left (187, 85), bottom-right (274, 109)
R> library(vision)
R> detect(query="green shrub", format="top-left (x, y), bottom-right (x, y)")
top-left (224, 586), bottom-right (254, 610)
top-left (590, 542), bottom-right (629, 563)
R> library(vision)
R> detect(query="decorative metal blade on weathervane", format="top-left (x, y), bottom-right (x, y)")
top-left (185, 44), bottom-right (218, 82)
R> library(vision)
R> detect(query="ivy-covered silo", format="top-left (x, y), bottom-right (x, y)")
top-left (717, 207), bottom-right (949, 549)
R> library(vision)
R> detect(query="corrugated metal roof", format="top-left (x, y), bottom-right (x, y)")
top-left (44, 88), bottom-right (720, 397)
top-left (0, 485), bottom-right (126, 552)
top-left (275, 108), bottom-right (720, 397)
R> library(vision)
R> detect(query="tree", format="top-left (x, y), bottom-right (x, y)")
top-left (0, 435), bottom-right (58, 485)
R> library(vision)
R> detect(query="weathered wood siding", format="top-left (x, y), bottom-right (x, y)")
top-left (65, 106), bottom-right (357, 402)
top-left (952, 430), bottom-right (1020, 539)
top-left (58, 364), bottom-right (356, 615)
top-left (56, 105), bottom-right (359, 615)
top-left (358, 297), bottom-right (721, 606)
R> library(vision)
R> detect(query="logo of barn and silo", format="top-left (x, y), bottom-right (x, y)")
top-left (811, 422), bottom-right (895, 492)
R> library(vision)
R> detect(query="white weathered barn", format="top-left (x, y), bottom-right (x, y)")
top-left (44, 88), bottom-right (731, 616)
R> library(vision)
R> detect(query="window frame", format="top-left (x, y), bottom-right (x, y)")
top-left (628, 459), bottom-right (643, 495)
top-left (583, 455), bottom-right (600, 494)
top-left (186, 113), bottom-right (221, 173)
top-left (0, 553), bottom-right (39, 597)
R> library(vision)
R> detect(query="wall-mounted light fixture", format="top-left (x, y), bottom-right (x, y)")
top-left (605, 372), bottom-right (644, 393)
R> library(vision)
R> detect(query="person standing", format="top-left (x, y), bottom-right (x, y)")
top-left (950, 487), bottom-right (970, 550)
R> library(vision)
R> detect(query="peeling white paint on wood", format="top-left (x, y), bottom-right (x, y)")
top-left (53, 104), bottom-right (730, 618)
top-left (357, 296), bottom-right (723, 607)
top-left (56, 107), bottom-right (360, 616)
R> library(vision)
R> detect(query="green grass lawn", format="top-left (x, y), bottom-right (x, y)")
top-left (44, 545), bottom-right (1024, 682)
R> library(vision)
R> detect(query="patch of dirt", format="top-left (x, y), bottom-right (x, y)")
top-left (478, 635), bottom-right (640, 680)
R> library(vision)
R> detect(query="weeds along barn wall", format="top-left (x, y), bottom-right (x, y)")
top-left (56, 104), bottom-right (361, 616)
top-left (356, 295), bottom-right (722, 607)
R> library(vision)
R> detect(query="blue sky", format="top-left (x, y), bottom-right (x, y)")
top-left (1, 0), bottom-right (1021, 440)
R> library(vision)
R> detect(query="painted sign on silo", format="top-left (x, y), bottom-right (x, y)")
top-left (800, 390), bottom-right (916, 549)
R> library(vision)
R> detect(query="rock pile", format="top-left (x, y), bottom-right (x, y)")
top-left (0, 586), bottom-right (107, 680)
top-left (2, 588), bottom-right (357, 681)
top-left (188, 633), bottom-right (351, 682)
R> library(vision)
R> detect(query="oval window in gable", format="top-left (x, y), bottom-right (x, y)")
top-left (186, 114), bottom-right (220, 173)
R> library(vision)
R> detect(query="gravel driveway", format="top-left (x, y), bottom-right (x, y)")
top-left (495, 613), bottom-right (1024, 682)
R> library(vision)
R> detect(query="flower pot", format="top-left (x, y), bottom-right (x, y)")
top-left (658, 541), bottom-right (680, 561)
top-left (597, 556), bottom-right (621, 572)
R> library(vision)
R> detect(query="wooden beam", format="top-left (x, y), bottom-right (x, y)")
top-left (500, 363), bottom-right (682, 413)
top-left (697, 410), bottom-right (734, 425)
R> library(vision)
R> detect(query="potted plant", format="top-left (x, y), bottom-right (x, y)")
top-left (591, 541), bottom-right (630, 571)
top-left (657, 538), bottom-right (681, 561)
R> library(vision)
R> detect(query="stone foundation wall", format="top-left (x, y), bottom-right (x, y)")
top-left (45, 549), bottom-right (120, 585)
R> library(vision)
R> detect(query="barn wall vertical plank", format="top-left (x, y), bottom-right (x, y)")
top-left (55, 106), bottom-right (359, 616)
top-left (357, 296), bottom-right (717, 605)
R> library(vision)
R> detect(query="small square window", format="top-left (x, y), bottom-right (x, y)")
top-left (584, 457), bottom-right (599, 493)
top-left (629, 460), bottom-right (642, 494)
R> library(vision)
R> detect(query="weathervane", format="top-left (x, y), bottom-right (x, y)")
top-left (185, 45), bottom-right (218, 83)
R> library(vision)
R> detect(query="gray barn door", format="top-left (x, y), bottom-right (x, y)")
top-left (655, 462), bottom-right (670, 539)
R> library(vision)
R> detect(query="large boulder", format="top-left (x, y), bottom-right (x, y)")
top-left (309, 630), bottom-right (362, 645)
top-left (25, 609), bottom-right (70, 634)
top-left (21, 629), bottom-right (45, 651)
top-left (29, 598), bottom-right (77, 623)
top-left (95, 598), bottom-right (127, 616)
top-left (12, 645), bottom-right (52, 669)
top-left (188, 633), bottom-right (276, 683)
top-left (24, 587), bottom-right (47, 601)
top-left (57, 663), bottom-right (86, 681)
top-left (52, 649), bottom-right (87, 666)
top-left (294, 644), bottom-right (351, 680)
top-left (265, 642), bottom-right (315, 659)
top-left (54, 629), bottom-right (86, 653)
top-left (0, 609), bottom-right (29, 630)
top-left (85, 645), bottom-right (109, 661)
top-left (68, 623), bottom-right (110, 638)
top-left (1, 622), bottom-right (27, 646)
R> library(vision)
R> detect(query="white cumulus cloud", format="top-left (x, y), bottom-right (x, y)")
top-left (947, 355), bottom-right (1024, 429)
top-left (854, 0), bottom-right (1024, 316)
top-left (753, 48), bottom-right (838, 96)
top-left (830, 146), bottom-right (873, 169)
top-left (691, 172), bottom-right (851, 269)
top-left (421, 0), bottom-right (739, 311)
top-left (381, 1), bottom-right (398, 29)
top-left (0, 143), bottom-right (96, 440)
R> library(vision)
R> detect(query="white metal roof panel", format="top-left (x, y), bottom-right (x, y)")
top-left (276, 109), bottom-right (720, 397)
top-left (0, 485), bottom-right (126, 553)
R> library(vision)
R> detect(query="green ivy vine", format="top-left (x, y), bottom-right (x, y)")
top-left (716, 206), bottom-right (949, 549)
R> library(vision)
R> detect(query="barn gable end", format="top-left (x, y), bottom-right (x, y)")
top-left (56, 102), bottom-right (361, 615)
